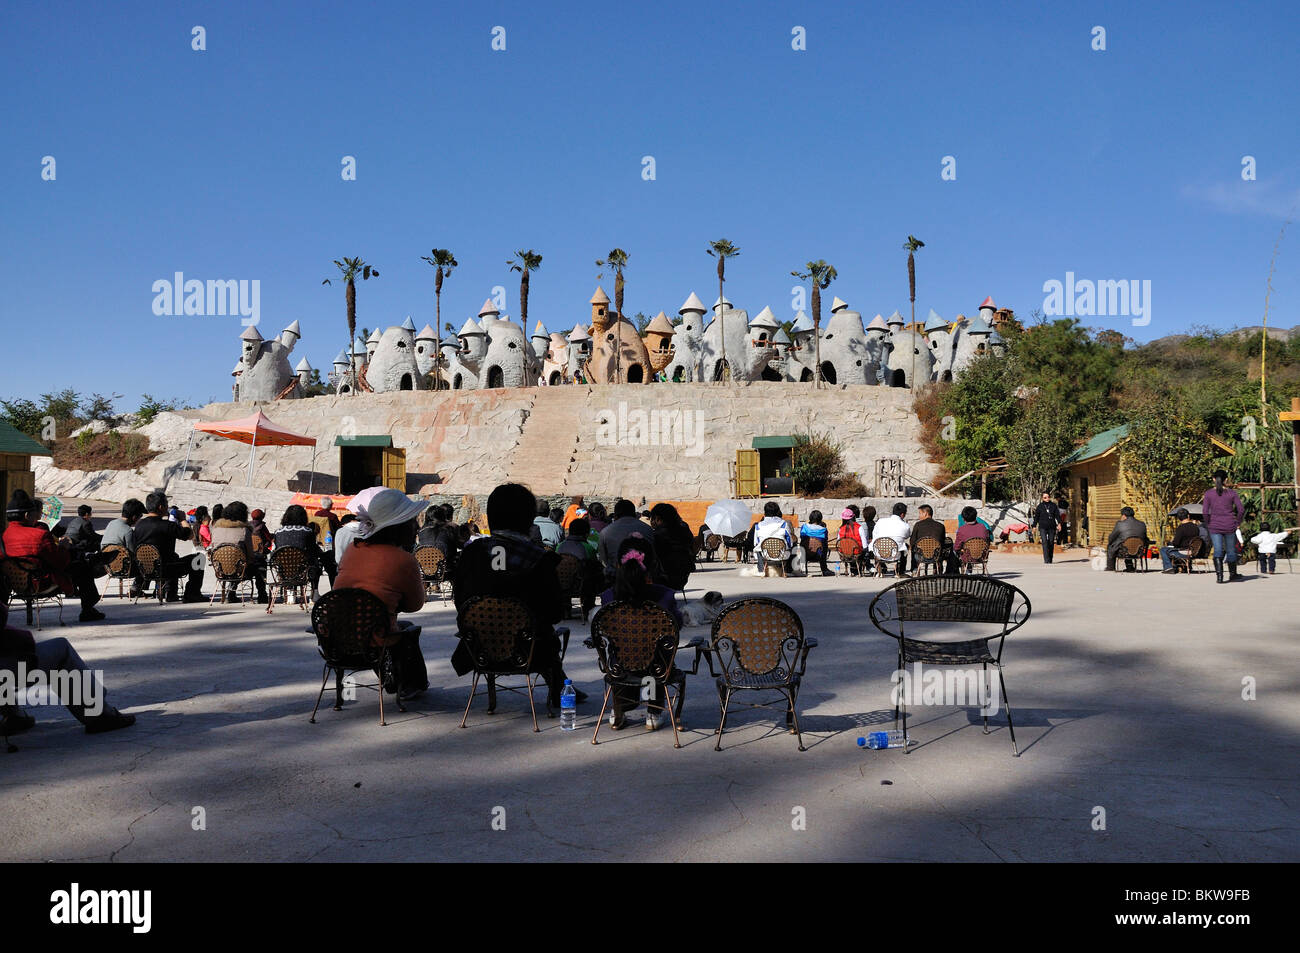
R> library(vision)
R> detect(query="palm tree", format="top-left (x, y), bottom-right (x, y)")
top-left (707, 239), bottom-right (741, 383)
top-left (420, 249), bottom-right (457, 390)
top-left (508, 249), bottom-right (543, 336)
top-left (791, 260), bottom-right (837, 387)
top-left (904, 235), bottom-right (925, 387)
top-left (322, 258), bottom-right (378, 392)
top-left (596, 249), bottom-right (630, 380)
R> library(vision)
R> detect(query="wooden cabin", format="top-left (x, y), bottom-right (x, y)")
top-left (0, 421), bottom-right (52, 531)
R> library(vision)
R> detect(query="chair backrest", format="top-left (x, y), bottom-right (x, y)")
top-left (711, 597), bottom-right (805, 679)
top-left (868, 575), bottom-right (1031, 642)
top-left (134, 543), bottom-right (162, 576)
top-left (0, 557), bottom-right (41, 597)
top-left (958, 536), bottom-right (990, 562)
top-left (703, 533), bottom-right (722, 552)
top-left (269, 546), bottom-right (310, 584)
top-left (760, 537), bottom-right (790, 560)
top-left (413, 545), bottom-right (446, 581)
top-left (102, 544), bottom-right (133, 577)
top-left (872, 537), bottom-right (899, 561)
top-left (554, 553), bottom-right (584, 595)
top-left (588, 600), bottom-right (679, 680)
top-left (723, 533), bottom-right (746, 549)
top-left (836, 537), bottom-right (863, 558)
top-left (807, 537), bottom-right (825, 555)
top-left (210, 543), bottom-right (247, 580)
top-left (1181, 536), bottom-right (1204, 559)
top-left (914, 535), bottom-right (941, 560)
top-left (457, 595), bottom-right (539, 671)
top-left (1121, 535), bottom-right (1145, 557)
top-left (310, 588), bottom-right (390, 663)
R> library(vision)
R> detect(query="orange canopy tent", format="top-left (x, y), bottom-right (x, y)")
top-left (177, 411), bottom-right (319, 491)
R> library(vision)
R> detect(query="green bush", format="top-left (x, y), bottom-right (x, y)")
top-left (792, 432), bottom-right (850, 496)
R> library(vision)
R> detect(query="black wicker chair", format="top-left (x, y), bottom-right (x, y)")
top-left (1120, 536), bottom-right (1149, 572)
top-left (913, 535), bottom-right (945, 576)
top-left (268, 546), bottom-right (312, 613)
top-left (957, 536), bottom-right (991, 575)
top-left (698, 597), bottom-right (816, 751)
top-left (0, 557), bottom-right (64, 629)
top-left (1174, 536), bottom-right (1206, 574)
top-left (308, 588), bottom-right (400, 725)
top-left (101, 545), bottom-right (135, 599)
top-left (868, 575), bottom-right (1030, 756)
top-left (210, 544), bottom-right (253, 605)
top-left (835, 536), bottom-right (865, 576)
top-left (414, 545), bottom-right (449, 601)
top-left (132, 543), bottom-right (167, 604)
top-left (455, 595), bottom-right (570, 732)
top-left (722, 533), bottom-right (748, 563)
top-left (585, 600), bottom-right (702, 747)
top-left (871, 537), bottom-right (903, 576)
top-left (759, 537), bottom-right (792, 577)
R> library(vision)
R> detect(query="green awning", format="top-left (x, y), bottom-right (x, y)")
top-left (752, 435), bottom-right (798, 450)
top-left (334, 435), bottom-right (393, 447)
top-left (0, 421), bottom-right (52, 456)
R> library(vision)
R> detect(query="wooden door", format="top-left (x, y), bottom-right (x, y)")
top-left (734, 449), bottom-right (760, 498)
top-left (382, 447), bottom-right (407, 492)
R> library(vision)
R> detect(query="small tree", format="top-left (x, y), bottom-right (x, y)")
top-left (1123, 400), bottom-right (1217, 543)
top-left (1005, 393), bottom-right (1079, 515)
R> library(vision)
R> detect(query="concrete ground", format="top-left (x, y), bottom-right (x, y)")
top-left (2, 547), bottom-right (1297, 863)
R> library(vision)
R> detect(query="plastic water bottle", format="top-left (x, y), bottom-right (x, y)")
top-left (858, 730), bottom-right (907, 749)
top-left (559, 680), bottom-right (577, 731)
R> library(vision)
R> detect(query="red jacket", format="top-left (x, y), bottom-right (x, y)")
top-left (2, 522), bottom-right (76, 595)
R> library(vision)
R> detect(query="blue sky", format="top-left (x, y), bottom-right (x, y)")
top-left (2, 0), bottom-right (1297, 409)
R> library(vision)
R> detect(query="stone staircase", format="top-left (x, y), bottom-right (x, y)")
top-left (505, 386), bottom-right (592, 493)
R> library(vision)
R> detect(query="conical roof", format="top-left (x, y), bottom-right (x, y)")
top-left (980, 296), bottom-right (996, 309)
top-left (830, 296), bottom-right (848, 313)
top-left (281, 319), bottom-right (302, 337)
top-left (866, 314), bottom-right (889, 332)
top-left (401, 316), bottom-right (417, 332)
top-left (679, 291), bottom-right (707, 314)
top-left (924, 309), bottom-right (948, 333)
top-left (295, 357), bottom-right (312, 372)
top-left (531, 320), bottom-right (549, 338)
top-left (352, 336), bottom-right (366, 354)
top-left (749, 306), bottom-right (779, 329)
top-left (590, 286), bottom-right (610, 305)
top-left (416, 323), bottom-right (436, 341)
top-left (988, 329), bottom-right (1005, 346)
top-left (967, 316), bottom-right (993, 335)
top-left (240, 325), bottom-right (264, 342)
top-left (459, 317), bottom-right (485, 336)
top-left (791, 311), bottom-right (814, 333)
top-left (646, 311), bottom-right (675, 335)
top-left (367, 329), bottom-right (382, 344)
top-left (773, 327), bottom-right (792, 345)
top-left (570, 323), bottom-right (591, 342)
top-left (332, 350), bottom-right (349, 366)
top-left (712, 294), bottom-right (732, 311)
top-left (232, 361), bottom-right (243, 373)
top-left (886, 310), bottom-right (904, 327)
top-left (479, 298), bottom-right (500, 317)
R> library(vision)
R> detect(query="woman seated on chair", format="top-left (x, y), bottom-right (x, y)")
top-left (954, 506), bottom-right (992, 569)
top-left (649, 502), bottom-right (696, 592)
top-left (598, 535), bottom-right (682, 730)
top-left (837, 506), bottom-right (866, 576)
top-left (800, 510), bottom-right (833, 576)
top-left (332, 489), bottom-right (429, 700)
top-left (210, 501), bottom-right (269, 604)
top-left (274, 504), bottom-right (325, 599)
top-left (2, 490), bottom-right (106, 623)
top-left (557, 516), bottom-right (603, 616)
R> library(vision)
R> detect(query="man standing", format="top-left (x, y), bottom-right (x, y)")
top-left (1202, 468), bottom-right (1245, 583)
top-left (1105, 506), bottom-right (1150, 572)
top-left (1033, 492), bottom-right (1061, 564)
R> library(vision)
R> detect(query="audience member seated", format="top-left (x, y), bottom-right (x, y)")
top-left (753, 501), bottom-right (794, 574)
top-left (1159, 508), bottom-right (1202, 573)
top-left (837, 506), bottom-right (865, 576)
top-left (64, 505), bottom-right (102, 557)
top-left (274, 504), bottom-right (326, 599)
top-left (529, 500), bottom-right (564, 550)
top-left (560, 495), bottom-right (585, 530)
top-left (310, 498), bottom-right (341, 585)
top-left (586, 501), bottom-right (610, 534)
top-left (3, 490), bottom-right (107, 622)
top-left (334, 512), bottom-right (363, 569)
top-left (332, 489), bottom-right (429, 699)
top-left (452, 483), bottom-right (586, 708)
top-left (799, 510), bottom-right (833, 576)
top-left (872, 502), bottom-right (912, 577)
top-left (649, 502), bottom-right (695, 591)
top-left (0, 591), bottom-right (135, 736)
top-left (598, 498), bottom-right (660, 583)
top-left (210, 501), bottom-right (268, 604)
top-left (248, 509), bottom-right (273, 555)
top-left (131, 492), bottom-right (207, 603)
top-left (1106, 506), bottom-right (1150, 572)
top-left (101, 498), bottom-right (143, 556)
top-left (416, 504), bottom-right (462, 576)
top-left (955, 505), bottom-right (992, 570)
top-left (598, 535), bottom-right (683, 731)
top-left (911, 503), bottom-right (957, 574)
top-left (557, 516), bottom-right (602, 617)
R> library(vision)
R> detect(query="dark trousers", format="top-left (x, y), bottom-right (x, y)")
top-left (378, 623), bottom-right (427, 695)
top-left (64, 560), bottom-right (101, 610)
top-left (1039, 525), bottom-right (1056, 563)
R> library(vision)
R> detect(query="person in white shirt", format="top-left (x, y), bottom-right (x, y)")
top-left (753, 502), bottom-right (794, 574)
top-left (871, 502), bottom-right (912, 577)
top-left (1250, 523), bottom-right (1294, 575)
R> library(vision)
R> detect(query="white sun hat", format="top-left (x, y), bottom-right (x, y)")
top-left (354, 489), bottom-right (427, 538)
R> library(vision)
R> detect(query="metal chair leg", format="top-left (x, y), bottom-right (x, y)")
top-left (333, 667), bottom-right (345, 710)
top-left (982, 661), bottom-right (990, 734)
top-left (526, 673), bottom-right (540, 732)
top-left (997, 665), bottom-right (1018, 756)
top-left (787, 688), bottom-right (805, 751)
top-left (714, 687), bottom-right (733, 751)
top-left (591, 685), bottom-right (613, 744)
top-left (459, 672), bottom-right (480, 728)
top-left (665, 684), bottom-right (682, 748)
top-left (310, 665), bottom-right (331, 722)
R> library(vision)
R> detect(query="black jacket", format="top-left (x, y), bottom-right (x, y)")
top-left (63, 516), bottom-right (101, 554)
top-left (1033, 501), bottom-right (1061, 529)
top-left (653, 521), bottom-right (696, 590)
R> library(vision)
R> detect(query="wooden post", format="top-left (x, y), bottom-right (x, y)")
top-left (981, 471), bottom-right (987, 505)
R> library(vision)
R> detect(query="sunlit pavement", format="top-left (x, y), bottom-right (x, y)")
top-left (3, 549), bottom-right (1296, 862)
